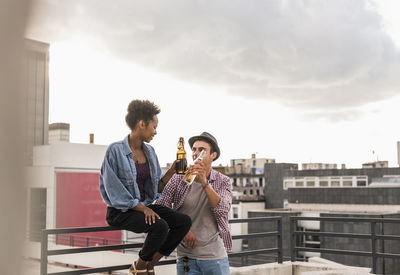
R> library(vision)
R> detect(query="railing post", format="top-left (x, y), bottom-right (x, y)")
top-left (290, 217), bottom-right (297, 262)
top-left (40, 230), bottom-right (48, 275)
top-left (371, 221), bottom-right (377, 274)
top-left (277, 217), bottom-right (283, 263)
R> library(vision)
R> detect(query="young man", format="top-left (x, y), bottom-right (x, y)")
top-left (156, 132), bottom-right (232, 275)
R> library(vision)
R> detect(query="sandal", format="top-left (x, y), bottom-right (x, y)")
top-left (147, 268), bottom-right (155, 275)
top-left (128, 261), bottom-right (148, 275)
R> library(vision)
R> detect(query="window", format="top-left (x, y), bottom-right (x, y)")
top-left (256, 189), bottom-right (260, 196)
top-left (343, 181), bottom-right (352, 187)
top-left (259, 177), bottom-right (263, 187)
top-left (331, 181), bottom-right (340, 187)
top-left (233, 178), bottom-right (237, 187)
top-left (331, 177), bottom-right (340, 187)
top-left (253, 160), bottom-right (256, 166)
top-left (250, 189), bottom-right (253, 195)
top-left (306, 181), bottom-right (315, 187)
top-left (320, 181), bottom-right (328, 187)
top-left (284, 181), bottom-right (294, 189)
top-left (296, 181), bottom-right (304, 187)
top-left (357, 176), bottom-right (368, 186)
top-left (233, 207), bottom-right (239, 219)
top-left (243, 190), bottom-right (247, 195)
top-left (357, 180), bottom-right (367, 186)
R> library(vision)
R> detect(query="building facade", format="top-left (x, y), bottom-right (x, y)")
top-left (25, 141), bottom-right (112, 242)
top-left (260, 164), bottom-right (400, 273)
top-left (24, 39), bottom-right (50, 164)
top-left (266, 165), bottom-right (400, 209)
top-left (227, 154), bottom-right (275, 201)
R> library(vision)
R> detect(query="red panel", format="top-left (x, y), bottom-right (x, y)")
top-left (56, 172), bottom-right (121, 246)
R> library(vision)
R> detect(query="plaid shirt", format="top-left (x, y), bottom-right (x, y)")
top-left (155, 169), bottom-right (233, 251)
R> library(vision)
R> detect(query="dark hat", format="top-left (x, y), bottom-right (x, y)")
top-left (189, 132), bottom-right (220, 161)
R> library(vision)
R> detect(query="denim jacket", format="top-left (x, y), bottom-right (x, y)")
top-left (99, 135), bottom-right (162, 212)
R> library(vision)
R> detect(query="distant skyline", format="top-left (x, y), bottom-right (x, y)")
top-left (27, 0), bottom-right (400, 167)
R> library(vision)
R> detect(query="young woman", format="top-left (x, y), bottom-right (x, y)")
top-left (99, 99), bottom-right (191, 275)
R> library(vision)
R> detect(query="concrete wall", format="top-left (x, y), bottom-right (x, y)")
top-left (33, 142), bottom-right (107, 169)
top-left (265, 163), bottom-right (298, 209)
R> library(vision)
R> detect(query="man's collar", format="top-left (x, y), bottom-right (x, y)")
top-left (209, 168), bottom-right (217, 182)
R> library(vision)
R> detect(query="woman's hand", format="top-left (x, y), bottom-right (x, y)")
top-left (143, 207), bottom-right (160, 225)
top-left (167, 159), bottom-right (181, 177)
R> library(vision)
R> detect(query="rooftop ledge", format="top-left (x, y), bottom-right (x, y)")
top-left (231, 258), bottom-right (372, 275)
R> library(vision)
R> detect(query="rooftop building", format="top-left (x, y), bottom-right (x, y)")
top-left (48, 122), bottom-right (70, 143)
top-left (301, 163), bottom-right (339, 170)
top-left (362, 160), bottom-right (389, 169)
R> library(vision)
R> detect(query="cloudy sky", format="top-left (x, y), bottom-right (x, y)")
top-left (26, 0), bottom-right (400, 167)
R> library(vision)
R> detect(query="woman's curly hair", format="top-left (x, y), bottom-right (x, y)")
top-left (125, 100), bottom-right (160, 130)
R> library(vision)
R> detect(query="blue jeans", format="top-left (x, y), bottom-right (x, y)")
top-left (176, 257), bottom-right (230, 275)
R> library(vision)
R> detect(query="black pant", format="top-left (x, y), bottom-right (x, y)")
top-left (106, 204), bottom-right (191, 261)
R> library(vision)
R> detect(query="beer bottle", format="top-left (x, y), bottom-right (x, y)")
top-left (176, 137), bottom-right (187, 174)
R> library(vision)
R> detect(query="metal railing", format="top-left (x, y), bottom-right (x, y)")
top-left (41, 216), bottom-right (282, 275)
top-left (290, 216), bottom-right (400, 274)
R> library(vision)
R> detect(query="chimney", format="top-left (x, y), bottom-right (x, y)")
top-left (89, 133), bottom-right (94, 144)
top-left (341, 163), bottom-right (346, 169)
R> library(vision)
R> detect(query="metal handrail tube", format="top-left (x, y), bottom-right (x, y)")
top-left (44, 226), bottom-right (119, 234)
top-left (296, 247), bottom-right (372, 257)
top-left (376, 234), bottom-right (400, 241)
top-left (229, 248), bottom-right (279, 257)
top-left (292, 216), bottom-right (400, 223)
top-left (232, 232), bottom-right (279, 240)
top-left (46, 243), bottom-right (143, 256)
top-left (228, 216), bottom-right (281, 223)
top-left (376, 252), bottom-right (400, 259)
top-left (294, 231), bottom-right (372, 239)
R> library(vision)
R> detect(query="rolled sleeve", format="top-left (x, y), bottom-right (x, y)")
top-left (212, 178), bottom-right (232, 216)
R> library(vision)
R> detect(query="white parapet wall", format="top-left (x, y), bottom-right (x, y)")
top-left (230, 259), bottom-right (373, 275)
top-left (230, 262), bottom-right (292, 275)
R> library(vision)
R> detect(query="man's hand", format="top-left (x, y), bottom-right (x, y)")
top-left (183, 230), bottom-right (197, 249)
top-left (189, 161), bottom-right (208, 187)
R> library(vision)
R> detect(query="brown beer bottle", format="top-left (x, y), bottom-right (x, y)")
top-left (176, 137), bottom-right (187, 174)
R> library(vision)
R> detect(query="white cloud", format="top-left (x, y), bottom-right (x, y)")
top-left (28, 0), bottom-right (400, 122)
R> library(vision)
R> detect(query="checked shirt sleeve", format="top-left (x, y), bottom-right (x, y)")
top-left (211, 173), bottom-right (233, 251)
top-left (212, 175), bottom-right (232, 217)
top-left (155, 174), bottom-right (178, 209)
